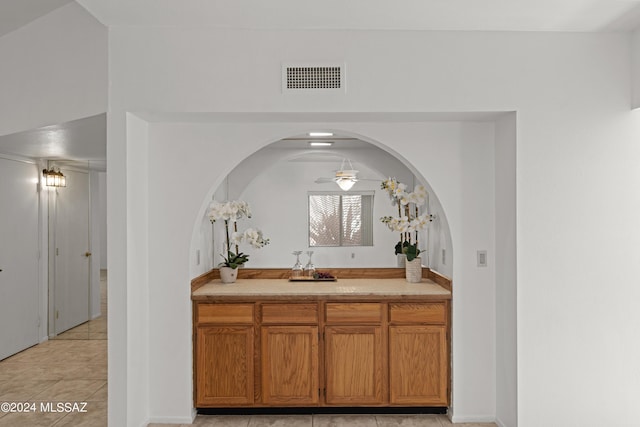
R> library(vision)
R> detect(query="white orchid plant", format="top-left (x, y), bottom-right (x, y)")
top-left (380, 178), bottom-right (434, 261)
top-left (208, 200), bottom-right (270, 269)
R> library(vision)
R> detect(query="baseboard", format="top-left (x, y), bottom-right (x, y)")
top-left (197, 407), bottom-right (447, 416)
top-left (495, 416), bottom-right (512, 427)
top-left (145, 413), bottom-right (196, 426)
top-left (451, 414), bottom-right (496, 423)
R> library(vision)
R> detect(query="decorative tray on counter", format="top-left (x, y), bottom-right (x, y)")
top-left (289, 273), bottom-right (337, 282)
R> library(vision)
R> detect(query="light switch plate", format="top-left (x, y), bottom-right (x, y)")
top-left (477, 250), bottom-right (487, 267)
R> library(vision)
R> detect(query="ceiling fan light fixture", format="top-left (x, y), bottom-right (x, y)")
top-left (335, 169), bottom-right (358, 178)
top-left (314, 159), bottom-right (367, 191)
top-left (336, 177), bottom-right (357, 191)
top-left (335, 169), bottom-right (358, 191)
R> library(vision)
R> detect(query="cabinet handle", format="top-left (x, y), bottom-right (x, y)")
top-left (84, 252), bottom-right (92, 257)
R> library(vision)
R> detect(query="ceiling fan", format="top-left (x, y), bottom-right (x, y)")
top-left (314, 159), bottom-right (378, 191)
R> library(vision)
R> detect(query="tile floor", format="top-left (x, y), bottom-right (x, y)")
top-left (0, 271), bottom-right (108, 426)
top-left (150, 414), bottom-right (497, 427)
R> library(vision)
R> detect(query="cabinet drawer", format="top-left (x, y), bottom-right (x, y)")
top-left (262, 304), bottom-right (318, 324)
top-left (389, 303), bottom-right (446, 324)
top-left (326, 303), bottom-right (383, 324)
top-left (197, 303), bottom-right (254, 324)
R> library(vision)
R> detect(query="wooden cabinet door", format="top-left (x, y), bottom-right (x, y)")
top-left (261, 326), bottom-right (319, 405)
top-left (389, 325), bottom-right (448, 406)
top-left (325, 326), bottom-right (385, 405)
top-left (195, 326), bottom-right (254, 406)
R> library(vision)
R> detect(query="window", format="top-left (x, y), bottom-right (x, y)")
top-left (308, 192), bottom-right (374, 247)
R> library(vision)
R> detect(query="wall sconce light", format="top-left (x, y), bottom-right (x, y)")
top-left (42, 168), bottom-right (67, 187)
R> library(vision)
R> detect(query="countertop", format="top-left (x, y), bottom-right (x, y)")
top-left (192, 278), bottom-right (451, 301)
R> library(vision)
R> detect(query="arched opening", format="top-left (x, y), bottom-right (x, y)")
top-left (180, 113), bottom-right (514, 422)
top-left (190, 130), bottom-right (453, 276)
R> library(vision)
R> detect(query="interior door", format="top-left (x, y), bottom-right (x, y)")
top-left (53, 168), bottom-right (90, 334)
top-left (0, 158), bottom-right (40, 360)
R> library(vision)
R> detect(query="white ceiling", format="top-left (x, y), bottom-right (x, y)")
top-left (76, 0), bottom-right (640, 32)
top-left (0, 0), bottom-right (73, 38)
top-left (1, 0), bottom-right (639, 37)
top-left (0, 114), bottom-right (106, 171)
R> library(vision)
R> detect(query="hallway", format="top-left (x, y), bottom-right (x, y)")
top-left (0, 271), bottom-right (108, 426)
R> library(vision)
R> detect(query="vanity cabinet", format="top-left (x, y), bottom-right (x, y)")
top-left (192, 277), bottom-right (451, 409)
top-left (194, 304), bottom-right (254, 406)
top-left (389, 303), bottom-right (448, 406)
top-left (260, 304), bottom-right (319, 405)
top-left (324, 303), bottom-right (385, 405)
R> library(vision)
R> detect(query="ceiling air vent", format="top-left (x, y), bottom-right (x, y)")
top-left (282, 63), bottom-right (346, 93)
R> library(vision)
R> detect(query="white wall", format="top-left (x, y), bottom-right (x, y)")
top-left (37, 159), bottom-right (50, 342)
top-left (106, 28), bottom-right (640, 427)
top-left (495, 113), bottom-right (517, 427)
top-left (99, 172), bottom-right (108, 270)
top-left (451, 122), bottom-right (497, 421)
top-left (0, 2), bottom-right (107, 137)
top-left (90, 170), bottom-right (102, 319)
top-left (234, 159), bottom-right (399, 268)
top-left (0, 155), bottom-right (41, 356)
top-left (124, 114), bottom-right (150, 426)
top-left (632, 29), bottom-right (640, 109)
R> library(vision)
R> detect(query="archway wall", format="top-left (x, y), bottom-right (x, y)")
top-left (171, 120), bottom-right (493, 282)
top-left (197, 131), bottom-right (454, 272)
top-left (142, 117), bottom-right (497, 422)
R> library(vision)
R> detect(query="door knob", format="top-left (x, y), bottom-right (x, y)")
top-left (84, 252), bottom-right (92, 257)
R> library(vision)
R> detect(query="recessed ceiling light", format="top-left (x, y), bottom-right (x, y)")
top-left (308, 132), bottom-right (333, 137)
top-left (309, 141), bottom-right (334, 147)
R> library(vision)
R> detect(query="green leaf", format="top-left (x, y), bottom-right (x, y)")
top-left (219, 251), bottom-right (250, 269)
top-left (404, 244), bottom-right (421, 261)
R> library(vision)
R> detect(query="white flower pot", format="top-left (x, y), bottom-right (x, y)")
top-left (397, 253), bottom-right (406, 268)
top-left (405, 257), bottom-right (422, 283)
top-left (219, 266), bottom-right (238, 284)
